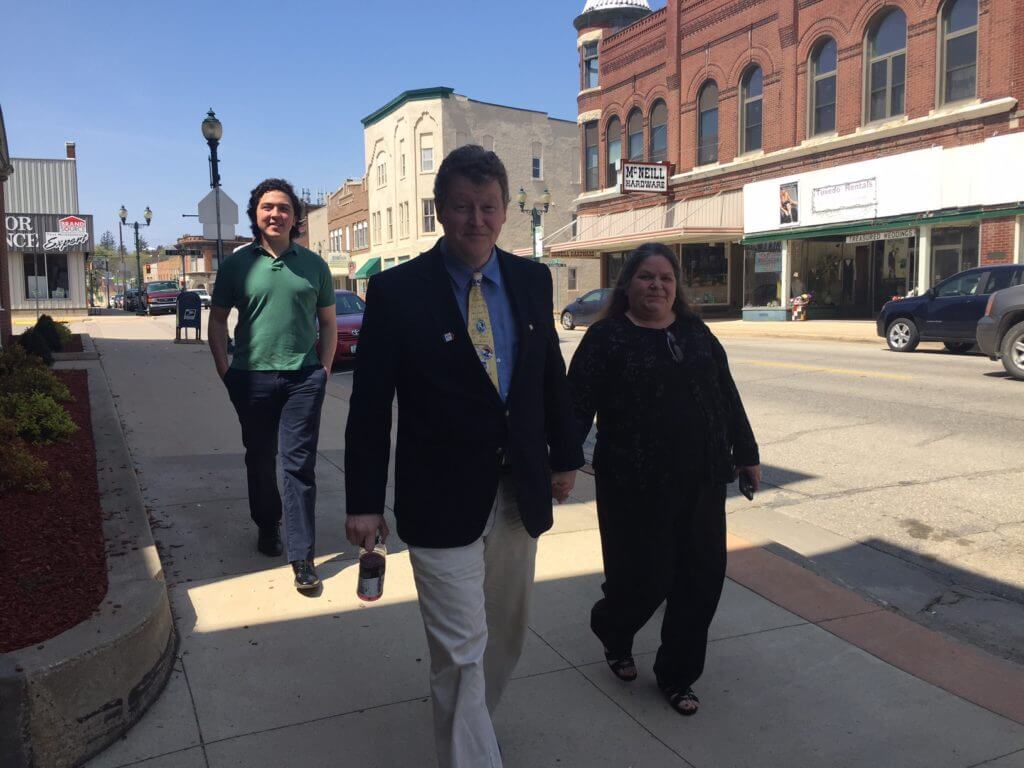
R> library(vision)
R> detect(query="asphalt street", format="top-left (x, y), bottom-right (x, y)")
top-left (559, 327), bottom-right (1024, 664)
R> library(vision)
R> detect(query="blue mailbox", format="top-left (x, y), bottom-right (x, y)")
top-left (175, 290), bottom-right (203, 343)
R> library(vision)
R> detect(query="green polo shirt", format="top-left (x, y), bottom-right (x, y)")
top-left (212, 240), bottom-right (334, 371)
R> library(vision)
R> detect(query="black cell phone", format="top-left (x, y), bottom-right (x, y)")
top-left (739, 473), bottom-right (755, 501)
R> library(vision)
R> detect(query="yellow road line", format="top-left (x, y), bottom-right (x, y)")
top-left (737, 359), bottom-right (915, 381)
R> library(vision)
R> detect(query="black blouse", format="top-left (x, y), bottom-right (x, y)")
top-left (567, 314), bottom-right (759, 492)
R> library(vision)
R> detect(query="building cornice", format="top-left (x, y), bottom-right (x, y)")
top-left (361, 87), bottom-right (454, 128)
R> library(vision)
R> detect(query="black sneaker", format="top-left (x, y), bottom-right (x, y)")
top-left (256, 526), bottom-right (283, 557)
top-left (292, 559), bottom-right (321, 591)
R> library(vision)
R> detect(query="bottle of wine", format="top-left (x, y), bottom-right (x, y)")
top-left (357, 535), bottom-right (387, 602)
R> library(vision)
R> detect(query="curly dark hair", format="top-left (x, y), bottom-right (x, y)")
top-left (433, 145), bottom-right (510, 212)
top-left (604, 242), bottom-right (695, 320)
top-left (247, 178), bottom-right (304, 241)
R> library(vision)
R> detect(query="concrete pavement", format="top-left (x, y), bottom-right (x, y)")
top-left (74, 314), bottom-right (1024, 768)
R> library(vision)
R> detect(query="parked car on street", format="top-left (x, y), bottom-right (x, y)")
top-left (141, 280), bottom-right (181, 316)
top-left (560, 288), bottom-right (612, 330)
top-left (877, 265), bottom-right (1024, 353)
top-left (113, 293), bottom-right (124, 309)
top-left (976, 280), bottom-right (1024, 380)
top-left (124, 289), bottom-right (140, 312)
top-left (316, 290), bottom-right (365, 365)
top-left (193, 289), bottom-right (212, 308)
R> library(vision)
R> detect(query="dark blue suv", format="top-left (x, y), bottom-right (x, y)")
top-left (877, 264), bottom-right (1024, 352)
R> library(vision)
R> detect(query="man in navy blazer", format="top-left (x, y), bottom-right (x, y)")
top-left (345, 145), bottom-right (583, 767)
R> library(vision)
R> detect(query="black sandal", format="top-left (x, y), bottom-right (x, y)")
top-left (604, 651), bottom-right (638, 682)
top-left (659, 683), bottom-right (699, 716)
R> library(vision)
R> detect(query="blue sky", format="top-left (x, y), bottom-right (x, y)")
top-left (2, 0), bottom-right (665, 248)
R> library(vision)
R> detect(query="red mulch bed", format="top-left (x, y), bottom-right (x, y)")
top-left (0, 370), bottom-right (108, 653)
top-left (63, 334), bottom-right (84, 353)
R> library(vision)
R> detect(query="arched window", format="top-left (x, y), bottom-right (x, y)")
top-left (584, 121), bottom-right (599, 191)
top-left (739, 68), bottom-right (763, 153)
top-left (627, 109), bottom-right (644, 161)
top-left (866, 8), bottom-right (907, 121)
top-left (649, 101), bottom-right (668, 162)
top-left (606, 117), bottom-right (622, 187)
top-left (810, 38), bottom-right (838, 135)
top-left (941, 0), bottom-right (978, 104)
top-left (697, 81), bottom-right (719, 166)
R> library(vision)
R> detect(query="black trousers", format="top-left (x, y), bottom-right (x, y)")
top-left (224, 366), bottom-right (328, 562)
top-left (591, 473), bottom-right (727, 689)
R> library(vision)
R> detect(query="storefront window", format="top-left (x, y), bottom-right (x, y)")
top-left (743, 244), bottom-right (782, 308)
top-left (681, 244), bottom-right (729, 305)
top-left (931, 226), bottom-right (979, 285)
top-left (24, 253), bottom-right (70, 300)
top-left (604, 251), bottom-right (629, 287)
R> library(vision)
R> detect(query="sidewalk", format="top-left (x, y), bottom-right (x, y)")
top-left (75, 316), bottom-right (1024, 768)
top-left (706, 318), bottom-right (882, 345)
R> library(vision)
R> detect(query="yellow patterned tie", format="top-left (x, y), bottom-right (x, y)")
top-left (467, 272), bottom-right (500, 391)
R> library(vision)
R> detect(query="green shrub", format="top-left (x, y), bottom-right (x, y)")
top-left (0, 344), bottom-right (38, 375)
top-left (34, 314), bottom-right (63, 351)
top-left (0, 415), bottom-right (49, 493)
top-left (55, 321), bottom-right (73, 347)
top-left (0, 440), bottom-right (50, 494)
top-left (17, 329), bottom-right (54, 366)
top-left (0, 392), bottom-right (77, 444)
top-left (0, 362), bottom-right (71, 402)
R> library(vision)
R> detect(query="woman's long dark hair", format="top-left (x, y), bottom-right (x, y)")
top-left (604, 242), bottom-right (694, 320)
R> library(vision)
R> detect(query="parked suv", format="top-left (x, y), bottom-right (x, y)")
top-left (976, 281), bottom-right (1024, 380)
top-left (877, 265), bottom-right (1024, 353)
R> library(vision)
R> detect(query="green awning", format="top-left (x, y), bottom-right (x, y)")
top-left (741, 206), bottom-right (1024, 246)
top-left (353, 257), bottom-right (381, 279)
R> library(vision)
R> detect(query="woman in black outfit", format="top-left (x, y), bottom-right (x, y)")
top-left (567, 242), bottom-right (760, 716)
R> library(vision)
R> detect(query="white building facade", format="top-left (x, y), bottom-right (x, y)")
top-left (359, 87), bottom-right (580, 276)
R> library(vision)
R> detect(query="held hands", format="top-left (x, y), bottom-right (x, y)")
top-left (551, 470), bottom-right (577, 504)
top-left (346, 514), bottom-right (390, 552)
top-left (737, 465), bottom-right (761, 493)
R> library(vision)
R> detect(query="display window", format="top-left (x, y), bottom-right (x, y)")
top-left (23, 253), bottom-right (70, 300)
top-left (743, 243), bottom-right (782, 308)
top-left (681, 244), bottom-right (729, 305)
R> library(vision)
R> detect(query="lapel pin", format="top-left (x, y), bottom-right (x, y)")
top-left (443, 332), bottom-right (454, 343)
top-left (528, 323), bottom-right (534, 331)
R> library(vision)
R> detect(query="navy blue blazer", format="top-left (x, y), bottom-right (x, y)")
top-left (344, 242), bottom-right (584, 548)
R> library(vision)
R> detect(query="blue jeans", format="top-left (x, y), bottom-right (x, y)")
top-left (224, 365), bottom-right (328, 562)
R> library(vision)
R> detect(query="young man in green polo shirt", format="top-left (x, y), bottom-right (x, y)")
top-left (209, 178), bottom-right (337, 591)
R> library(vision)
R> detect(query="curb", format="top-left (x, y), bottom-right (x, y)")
top-left (1, 363), bottom-right (176, 767)
top-left (725, 533), bottom-right (1024, 726)
top-left (53, 333), bottom-right (100, 362)
top-left (713, 332), bottom-right (882, 345)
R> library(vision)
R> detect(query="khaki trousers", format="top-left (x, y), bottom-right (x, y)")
top-left (408, 478), bottom-right (537, 768)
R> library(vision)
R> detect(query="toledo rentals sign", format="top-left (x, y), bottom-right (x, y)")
top-left (5, 213), bottom-right (95, 253)
top-left (621, 162), bottom-right (672, 194)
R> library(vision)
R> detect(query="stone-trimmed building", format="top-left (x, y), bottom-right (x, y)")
top-left (555, 0), bottom-right (1024, 321)
top-left (360, 87), bottom-right (580, 285)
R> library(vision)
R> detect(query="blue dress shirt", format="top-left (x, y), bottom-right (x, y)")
top-left (442, 240), bottom-right (519, 401)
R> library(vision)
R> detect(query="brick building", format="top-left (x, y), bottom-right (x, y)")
top-left (173, 234), bottom-right (252, 290)
top-left (554, 0), bottom-right (1024, 321)
top-left (327, 178), bottom-right (370, 293)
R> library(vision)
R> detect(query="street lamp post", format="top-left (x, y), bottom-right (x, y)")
top-left (119, 205), bottom-right (153, 312)
top-left (201, 109), bottom-right (224, 272)
top-left (516, 187), bottom-right (552, 261)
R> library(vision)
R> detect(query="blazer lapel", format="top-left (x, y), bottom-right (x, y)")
top-left (422, 245), bottom-right (505, 407)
